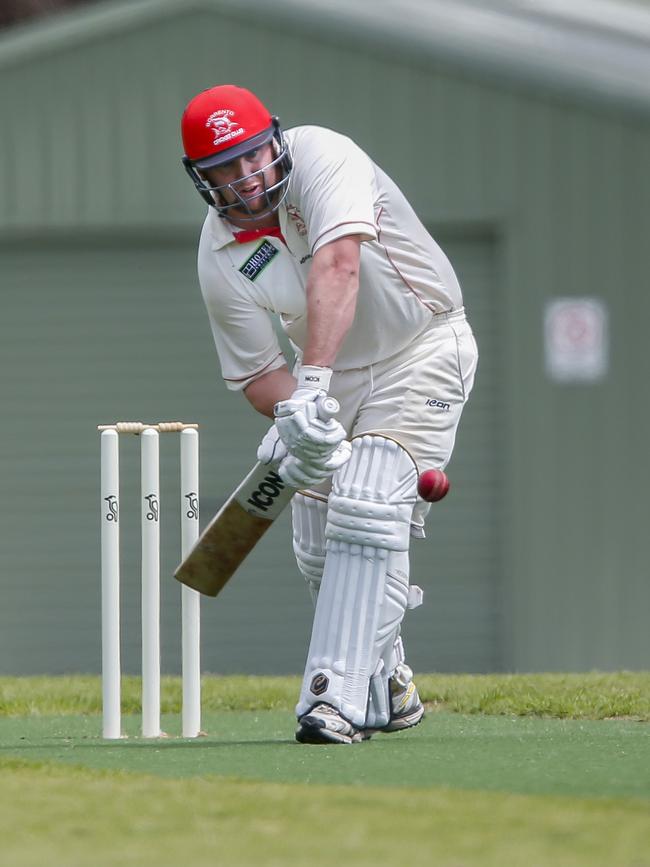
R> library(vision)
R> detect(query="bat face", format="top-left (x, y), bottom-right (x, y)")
top-left (242, 468), bottom-right (288, 516)
top-left (174, 462), bottom-right (294, 597)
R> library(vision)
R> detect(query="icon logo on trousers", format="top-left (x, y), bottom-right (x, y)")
top-left (310, 673), bottom-right (329, 696)
top-left (425, 398), bottom-right (451, 411)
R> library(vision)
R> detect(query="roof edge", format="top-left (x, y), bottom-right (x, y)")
top-left (218, 0), bottom-right (650, 117)
top-left (0, 0), bottom-right (210, 68)
top-left (1, 0), bottom-right (650, 117)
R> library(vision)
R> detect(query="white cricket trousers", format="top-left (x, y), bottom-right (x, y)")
top-left (299, 307), bottom-right (478, 531)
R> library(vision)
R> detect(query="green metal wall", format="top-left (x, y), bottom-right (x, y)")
top-left (0, 234), bottom-right (499, 676)
top-left (1, 1), bottom-right (648, 671)
top-left (505, 105), bottom-right (650, 670)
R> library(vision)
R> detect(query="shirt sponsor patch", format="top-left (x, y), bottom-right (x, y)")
top-left (238, 240), bottom-right (279, 281)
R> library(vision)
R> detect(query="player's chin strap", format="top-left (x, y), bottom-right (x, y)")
top-left (295, 435), bottom-right (419, 728)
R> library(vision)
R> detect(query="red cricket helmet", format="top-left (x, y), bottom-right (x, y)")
top-left (180, 84), bottom-right (292, 219)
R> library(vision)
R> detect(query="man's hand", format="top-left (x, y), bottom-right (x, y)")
top-left (258, 389), bottom-right (352, 485)
top-left (257, 424), bottom-right (289, 466)
top-left (278, 440), bottom-right (352, 488)
top-left (274, 401), bottom-right (347, 460)
top-left (258, 423), bottom-right (351, 487)
top-left (257, 401), bottom-right (345, 468)
top-left (274, 365), bottom-right (349, 461)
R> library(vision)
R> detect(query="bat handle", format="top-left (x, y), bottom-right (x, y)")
top-left (315, 395), bottom-right (340, 420)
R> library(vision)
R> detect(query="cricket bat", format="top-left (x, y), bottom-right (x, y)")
top-left (174, 396), bottom-right (339, 597)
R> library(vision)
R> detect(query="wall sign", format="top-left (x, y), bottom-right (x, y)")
top-left (544, 297), bottom-right (609, 383)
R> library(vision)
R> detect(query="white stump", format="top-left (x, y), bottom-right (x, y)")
top-left (141, 428), bottom-right (161, 738)
top-left (101, 430), bottom-right (121, 739)
top-left (180, 428), bottom-right (201, 737)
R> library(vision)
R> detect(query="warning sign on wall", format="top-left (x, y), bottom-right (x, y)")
top-left (544, 298), bottom-right (609, 383)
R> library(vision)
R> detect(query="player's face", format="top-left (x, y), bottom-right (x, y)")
top-left (201, 143), bottom-right (279, 218)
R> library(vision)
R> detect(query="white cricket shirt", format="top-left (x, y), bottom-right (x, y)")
top-left (197, 125), bottom-right (463, 390)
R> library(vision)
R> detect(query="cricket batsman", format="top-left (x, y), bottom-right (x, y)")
top-left (180, 84), bottom-right (478, 744)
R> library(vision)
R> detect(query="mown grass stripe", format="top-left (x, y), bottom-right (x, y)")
top-left (1, 757), bottom-right (648, 867)
top-left (2, 710), bottom-right (648, 800)
top-left (1, 672), bottom-right (648, 719)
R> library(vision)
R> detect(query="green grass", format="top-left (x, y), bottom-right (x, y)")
top-left (1, 674), bottom-right (648, 867)
top-left (1, 758), bottom-right (648, 867)
top-left (2, 710), bottom-right (648, 799)
top-left (1, 670), bottom-right (649, 718)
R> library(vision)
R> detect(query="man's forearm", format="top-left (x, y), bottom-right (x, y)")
top-left (244, 366), bottom-right (296, 417)
top-left (245, 238), bottom-right (361, 415)
top-left (303, 277), bottom-right (358, 366)
top-left (302, 237), bottom-right (361, 367)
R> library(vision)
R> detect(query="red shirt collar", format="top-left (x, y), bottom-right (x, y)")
top-left (233, 226), bottom-right (287, 246)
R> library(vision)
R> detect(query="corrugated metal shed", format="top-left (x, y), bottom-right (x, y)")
top-left (1, 0), bottom-right (648, 676)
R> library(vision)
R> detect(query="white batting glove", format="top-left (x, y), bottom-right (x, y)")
top-left (278, 440), bottom-right (352, 488)
top-left (275, 409), bottom-right (348, 462)
top-left (274, 366), bottom-right (347, 461)
top-left (257, 423), bottom-right (288, 466)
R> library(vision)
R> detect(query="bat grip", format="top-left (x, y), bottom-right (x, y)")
top-left (315, 395), bottom-right (340, 420)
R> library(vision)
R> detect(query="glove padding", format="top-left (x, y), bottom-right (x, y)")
top-left (257, 422), bottom-right (352, 487)
top-left (257, 423), bottom-right (289, 466)
top-left (274, 393), bottom-right (347, 462)
top-left (278, 440), bottom-right (352, 488)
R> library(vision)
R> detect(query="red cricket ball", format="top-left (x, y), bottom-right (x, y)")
top-left (417, 469), bottom-right (450, 502)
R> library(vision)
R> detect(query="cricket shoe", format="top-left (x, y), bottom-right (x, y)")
top-left (367, 664), bottom-right (425, 735)
top-left (295, 703), bottom-right (369, 745)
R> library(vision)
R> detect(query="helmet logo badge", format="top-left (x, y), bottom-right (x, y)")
top-left (206, 109), bottom-right (245, 148)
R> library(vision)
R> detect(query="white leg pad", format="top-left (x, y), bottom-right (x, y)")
top-left (366, 572), bottom-right (409, 730)
top-left (292, 493), bottom-right (328, 605)
top-left (366, 660), bottom-right (391, 729)
top-left (296, 436), bottom-right (417, 727)
top-left (292, 492), bottom-right (411, 699)
top-left (385, 632), bottom-right (406, 677)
